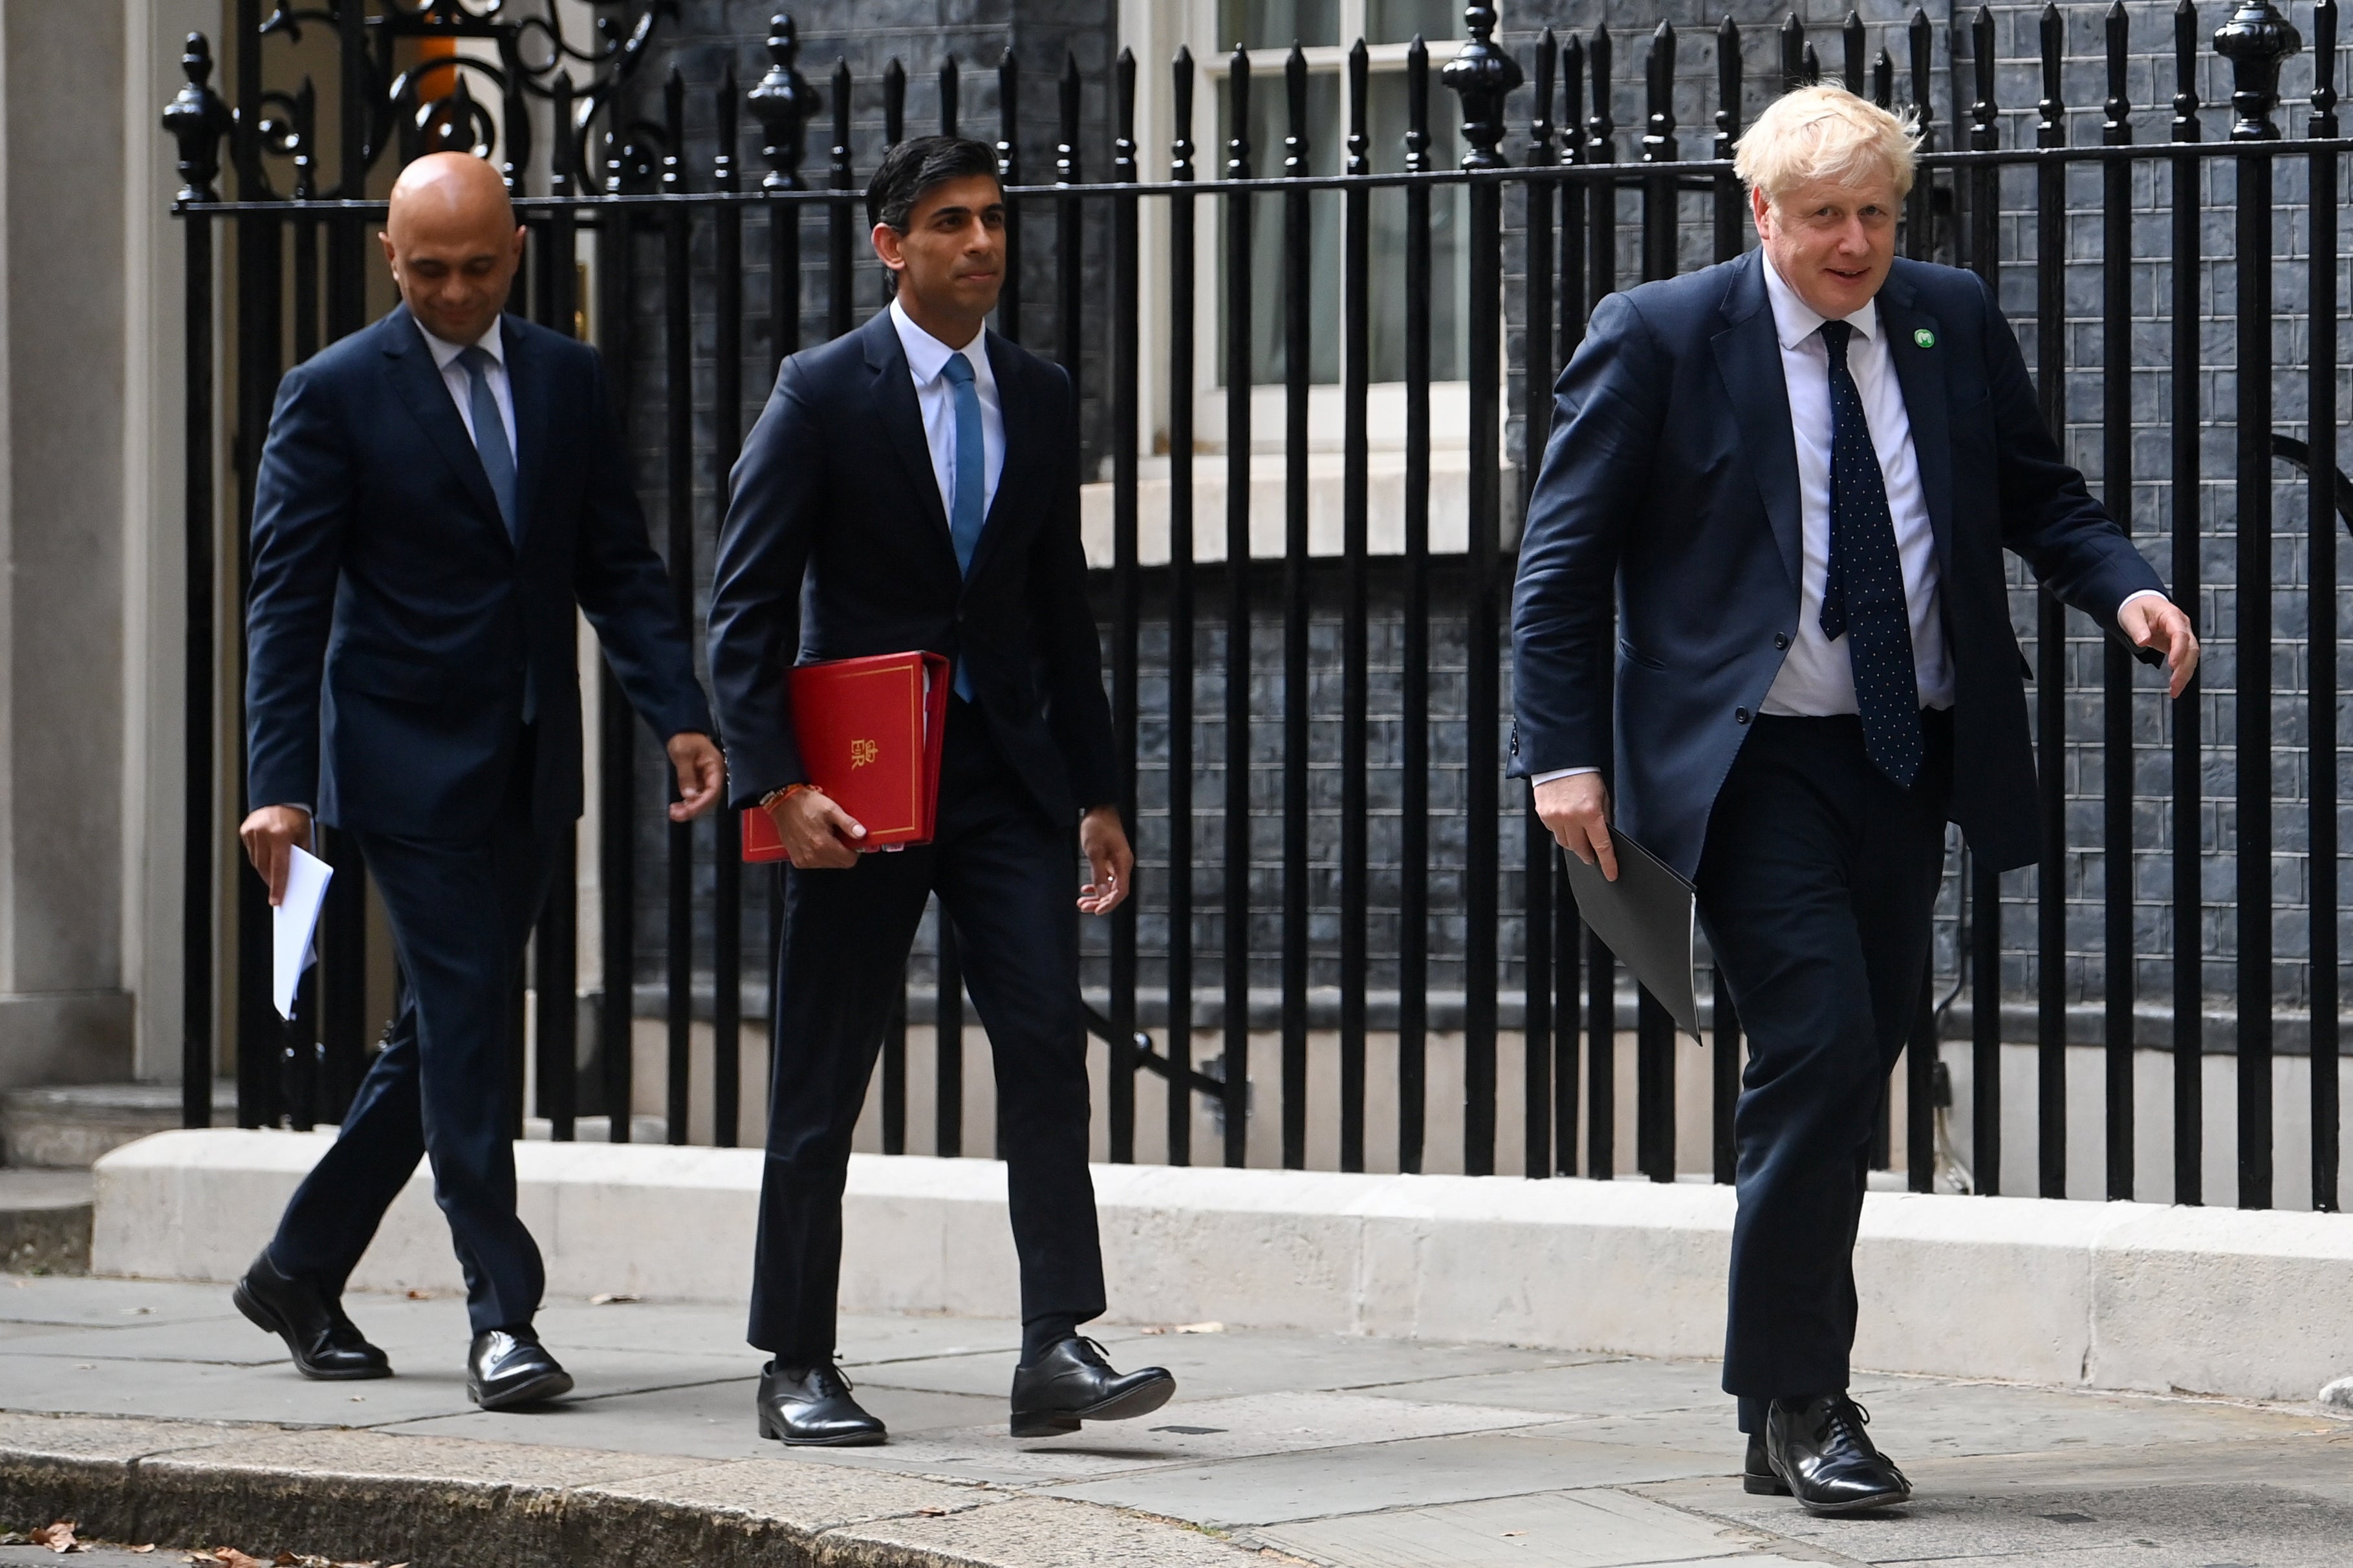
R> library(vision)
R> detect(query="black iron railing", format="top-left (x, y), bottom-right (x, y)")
top-left (164, 0), bottom-right (2349, 1209)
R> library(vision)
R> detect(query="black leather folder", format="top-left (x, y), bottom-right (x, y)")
top-left (1559, 830), bottom-right (1700, 1038)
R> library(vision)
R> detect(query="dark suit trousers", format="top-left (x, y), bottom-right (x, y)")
top-left (1696, 712), bottom-right (1951, 1433)
top-left (748, 698), bottom-right (1105, 1363)
top-left (268, 733), bottom-right (556, 1336)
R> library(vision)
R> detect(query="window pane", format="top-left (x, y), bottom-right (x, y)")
top-left (1367, 0), bottom-right (1465, 44)
top-left (1217, 72), bottom-right (1343, 386)
top-left (1367, 71), bottom-right (1467, 382)
top-left (1218, 1), bottom-right (1341, 51)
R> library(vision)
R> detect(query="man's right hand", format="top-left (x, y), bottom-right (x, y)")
top-left (766, 787), bottom-right (867, 869)
top-left (239, 804), bottom-right (314, 907)
top-left (1534, 773), bottom-right (1618, 883)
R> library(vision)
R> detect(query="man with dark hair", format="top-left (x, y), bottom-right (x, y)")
top-left (708, 135), bottom-right (1176, 1447)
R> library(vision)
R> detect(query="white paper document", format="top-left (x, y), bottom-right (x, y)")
top-left (272, 844), bottom-right (334, 1021)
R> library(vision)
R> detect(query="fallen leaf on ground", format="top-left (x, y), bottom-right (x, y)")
top-left (209, 1547), bottom-right (272, 1567)
top-left (1138, 1325), bottom-right (1168, 1335)
top-left (30, 1518), bottom-right (80, 1552)
top-left (403, 1289), bottom-right (433, 1300)
top-left (1173, 1321), bottom-right (1224, 1335)
top-left (588, 1292), bottom-right (640, 1305)
top-left (275, 1553), bottom-right (301, 1565)
top-left (0, 1534), bottom-right (28, 1547)
top-left (1502, 1529), bottom-right (1526, 1537)
top-left (916, 1507), bottom-right (949, 1516)
top-left (130, 1549), bottom-right (156, 1556)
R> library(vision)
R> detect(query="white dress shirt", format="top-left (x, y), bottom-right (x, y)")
top-left (417, 317), bottom-right (517, 456)
top-left (889, 295), bottom-right (1004, 525)
top-left (1756, 251), bottom-right (1952, 717)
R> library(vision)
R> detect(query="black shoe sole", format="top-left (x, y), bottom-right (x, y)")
top-left (1009, 1371), bottom-right (1176, 1438)
top-left (1792, 1485), bottom-right (1912, 1515)
top-left (1742, 1470), bottom-right (1792, 1496)
top-left (756, 1413), bottom-right (889, 1447)
top-left (470, 1369), bottom-right (574, 1411)
top-left (232, 1280), bottom-right (391, 1382)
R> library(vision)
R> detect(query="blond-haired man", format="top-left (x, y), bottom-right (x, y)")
top-left (1512, 87), bottom-right (2197, 1512)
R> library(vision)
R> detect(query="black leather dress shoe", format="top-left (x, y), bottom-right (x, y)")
top-left (1008, 1336), bottom-right (1175, 1438)
top-left (755, 1362), bottom-right (887, 1446)
top-left (1742, 1432), bottom-right (1790, 1496)
top-left (1764, 1393), bottom-right (1912, 1514)
top-left (232, 1252), bottom-right (391, 1381)
top-left (467, 1327), bottom-right (573, 1410)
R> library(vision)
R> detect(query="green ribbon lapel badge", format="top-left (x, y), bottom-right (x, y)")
top-left (1914, 328), bottom-right (1936, 349)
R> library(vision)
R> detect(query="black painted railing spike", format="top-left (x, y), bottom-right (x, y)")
top-left (2317, 0), bottom-right (2340, 122)
top-left (1875, 47), bottom-right (1894, 109)
top-left (1782, 12), bottom-right (1806, 89)
top-left (1533, 27), bottom-right (1557, 150)
top-left (1911, 10), bottom-right (1935, 138)
top-left (1845, 10), bottom-right (1867, 94)
top-left (997, 50), bottom-right (1019, 184)
top-left (1562, 31), bottom-right (1585, 167)
top-left (1230, 46), bottom-right (1252, 178)
top-left (1717, 16), bottom-right (1742, 155)
top-left (1645, 21), bottom-right (1678, 163)
top-left (2107, 2), bottom-right (2133, 136)
top-left (1971, 6), bottom-right (2000, 151)
top-left (1172, 45), bottom-right (1195, 177)
top-left (883, 57), bottom-right (905, 147)
top-left (714, 63), bottom-right (738, 191)
top-left (938, 56), bottom-right (959, 139)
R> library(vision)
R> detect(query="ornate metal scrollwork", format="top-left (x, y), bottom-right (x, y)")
top-left (180, 0), bottom-right (673, 203)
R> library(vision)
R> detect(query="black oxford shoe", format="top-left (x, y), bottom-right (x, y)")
top-left (1742, 1432), bottom-right (1790, 1496)
top-left (467, 1327), bottom-right (573, 1410)
top-left (755, 1362), bottom-right (887, 1446)
top-left (232, 1252), bottom-right (391, 1381)
top-left (1764, 1393), bottom-right (1912, 1514)
top-left (1008, 1336), bottom-right (1175, 1438)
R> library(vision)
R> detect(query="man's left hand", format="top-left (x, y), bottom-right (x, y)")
top-left (2118, 596), bottom-right (2200, 700)
top-left (667, 732), bottom-right (725, 821)
top-left (1078, 806), bottom-right (1133, 916)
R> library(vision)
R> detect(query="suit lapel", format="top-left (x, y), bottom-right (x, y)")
top-left (380, 306), bottom-right (509, 548)
top-left (1709, 253), bottom-right (1803, 592)
top-left (1874, 271), bottom-right (1955, 575)
top-left (961, 331), bottom-right (1030, 587)
top-left (861, 311), bottom-right (960, 572)
top-left (501, 314), bottom-right (550, 554)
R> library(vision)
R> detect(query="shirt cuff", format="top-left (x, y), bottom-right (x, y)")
top-left (1530, 767), bottom-right (1600, 785)
top-left (2117, 588), bottom-right (2167, 618)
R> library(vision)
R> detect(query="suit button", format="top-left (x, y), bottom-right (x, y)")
top-left (1773, 632), bottom-right (1790, 650)
top-left (1735, 707), bottom-right (1750, 724)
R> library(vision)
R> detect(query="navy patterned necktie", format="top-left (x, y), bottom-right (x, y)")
top-left (1816, 319), bottom-right (1924, 788)
top-left (457, 345), bottom-right (520, 547)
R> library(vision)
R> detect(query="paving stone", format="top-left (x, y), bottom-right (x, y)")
top-left (820, 1494), bottom-right (1265, 1568)
top-left (1248, 1488), bottom-right (1778, 1568)
top-left (1040, 1421), bottom-right (1736, 1529)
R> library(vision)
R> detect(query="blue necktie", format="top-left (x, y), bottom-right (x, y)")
top-left (459, 345), bottom-right (534, 721)
top-left (1816, 319), bottom-right (1924, 788)
top-left (941, 352), bottom-right (986, 701)
top-left (457, 346), bottom-right (520, 548)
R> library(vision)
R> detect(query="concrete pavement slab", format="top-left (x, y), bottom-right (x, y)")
top-left (1248, 1488), bottom-right (1778, 1568)
top-left (823, 1494), bottom-right (1268, 1567)
top-left (1041, 1421), bottom-right (1736, 1528)
top-left (0, 1277), bottom-right (243, 1330)
top-left (857, 1328), bottom-right (1599, 1402)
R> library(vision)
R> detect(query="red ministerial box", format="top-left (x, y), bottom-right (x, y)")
top-left (741, 651), bottom-right (951, 864)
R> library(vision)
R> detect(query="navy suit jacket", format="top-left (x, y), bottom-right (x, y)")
top-left (246, 305), bottom-right (712, 839)
top-left (707, 308), bottom-right (1116, 826)
top-left (1510, 252), bottom-right (2166, 879)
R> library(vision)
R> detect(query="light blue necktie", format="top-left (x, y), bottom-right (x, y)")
top-left (459, 345), bottom-right (534, 721)
top-left (940, 352), bottom-right (986, 700)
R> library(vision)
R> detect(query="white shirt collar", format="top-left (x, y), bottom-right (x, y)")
top-left (1760, 251), bottom-right (1879, 353)
top-left (417, 315), bottom-right (506, 372)
top-left (889, 296), bottom-right (986, 385)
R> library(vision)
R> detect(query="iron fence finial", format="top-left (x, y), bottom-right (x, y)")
top-left (163, 32), bottom-right (232, 206)
top-left (2215, 0), bottom-right (2303, 138)
top-left (1444, 3), bottom-right (1523, 169)
top-left (748, 13), bottom-right (818, 191)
